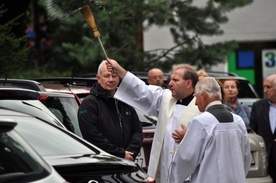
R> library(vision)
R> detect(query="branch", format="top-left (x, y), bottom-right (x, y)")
top-left (147, 35), bottom-right (198, 63)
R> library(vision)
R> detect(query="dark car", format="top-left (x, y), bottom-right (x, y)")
top-left (0, 78), bottom-right (47, 91)
top-left (0, 109), bottom-right (155, 183)
top-left (38, 91), bottom-right (81, 135)
top-left (31, 77), bottom-right (96, 100)
top-left (0, 84), bottom-right (83, 135)
top-left (0, 116), bottom-right (66, 183)
top-left (0, 88), bottom-right (65, 128)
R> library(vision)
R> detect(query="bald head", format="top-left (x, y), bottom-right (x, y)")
top-left (147, 68), bottom-right (164, 87)
top-left (263, 74), bottom-right (276, 104)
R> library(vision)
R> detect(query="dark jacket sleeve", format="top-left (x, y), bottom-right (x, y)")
top-left (78, 97), bottom-right (125, 158)
top-left (125, 107), bottom-right (143, 159)
top-left (249, 101), bottom-right (257, 132)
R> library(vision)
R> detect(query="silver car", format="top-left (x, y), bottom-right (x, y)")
top-left (0, 119), bottom-right (66, 183)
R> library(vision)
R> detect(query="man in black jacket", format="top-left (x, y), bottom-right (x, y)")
top-left (78, 61), bottom-right (143, 161)
top-left (250, 74), bottom-right (276, 183)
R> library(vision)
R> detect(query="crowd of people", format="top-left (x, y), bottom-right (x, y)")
top-left (78, 59), bottom-right (276, 183)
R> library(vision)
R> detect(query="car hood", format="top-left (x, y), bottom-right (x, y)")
top-left (42, 154), bottom-right (149, 183)
top-left (43, 153), bottom-right (136, 167)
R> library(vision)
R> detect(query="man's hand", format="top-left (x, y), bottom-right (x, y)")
top-left (124, 151), bottom-right (134, 161)
top-left (172, 124), bottom-right (187, 143)
top-left (105, 58), bottom-right (127, 79)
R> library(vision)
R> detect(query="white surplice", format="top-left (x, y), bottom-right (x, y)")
top-left (169, 111), bottom-right (251, 183)
top-left (114, 72), bottom-right (200, 183)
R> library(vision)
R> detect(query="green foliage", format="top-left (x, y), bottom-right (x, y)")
top-left (36, 0), bottom-right (253, 75)
top-left (0, 6), bottom-right (30, 78)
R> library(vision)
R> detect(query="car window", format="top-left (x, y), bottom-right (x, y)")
top-left (0, 100), bottom-right (63, 128)
top-left (41, 96), bottom-right (80, 134)
top-left (236, 80), bottom-right (259, 98)
top-left (13, 116), bottom-right (97, 156)
top-left (0, 125), bottom-right (50, 182)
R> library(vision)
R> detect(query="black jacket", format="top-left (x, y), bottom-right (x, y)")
top-left (78, 83), bottom-right (143, 159)
top-left (250, 99), bottom-right (276, 157)
top-left (250, 99), bottom-right (276, 182)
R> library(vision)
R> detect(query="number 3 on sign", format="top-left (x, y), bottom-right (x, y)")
top-left (264, 51), bottom-right (276, 67)
top-left (262, 50), bottom-right (276, 79)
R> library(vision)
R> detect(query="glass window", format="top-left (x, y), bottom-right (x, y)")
top-left (13, 117), bottom-right (97, 156)
top-left (0, 129), bottom-right (49, 181)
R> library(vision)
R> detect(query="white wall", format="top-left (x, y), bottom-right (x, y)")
top-left (143, 0), bottom-right (276, 72)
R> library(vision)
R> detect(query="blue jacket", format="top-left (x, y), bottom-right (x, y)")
top-left (224, 102), bottom-right (251, 125)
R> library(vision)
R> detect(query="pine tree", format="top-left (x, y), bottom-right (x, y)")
top-left (0, 6), bottom-right (30, 78)
top-left (39, 0), bottom-right (253, 74)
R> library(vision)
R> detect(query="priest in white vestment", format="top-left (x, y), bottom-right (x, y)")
top-left (105, 59), bottom-right (201, 183)
top-left (169, 77), bottom-right (251, 183)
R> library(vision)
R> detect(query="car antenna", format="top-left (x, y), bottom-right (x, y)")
top-left (4, 75), bottom-right (8, 86)
top-left (66, 67), bottom-right (79, 91)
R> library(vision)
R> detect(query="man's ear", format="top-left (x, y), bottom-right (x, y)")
top-left (187, 79), bottom-right (193, 88)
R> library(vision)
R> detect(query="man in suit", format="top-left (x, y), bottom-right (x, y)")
top-left (169, 77), bottom-right (251, 183)
top-left (250, 74), bottom-right (276, 183)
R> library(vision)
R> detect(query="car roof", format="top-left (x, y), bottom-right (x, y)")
top-left (0, 78), bottom-right (46, 91)
top-left (31, 77), bottom-right (97, 87)
top-left (0, 108), bottom-right (33, 117)
top-left (39, 91), bottom-right (77, 98)
top-left (0, 87), bottom-right (40, 100)
top-left (0, 88), bottom-right (65, 128)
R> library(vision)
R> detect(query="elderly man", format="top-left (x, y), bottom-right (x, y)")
top-left (147, 68), bottom-right (165, 87)
top-left (170, 77), bottom-right (251, 183)
top-left (105, 58), bottom-right (200, 183)
top-left (78, 61), bottom-right (143, 161)
top-left (250, 74), bottom-right (276, 183)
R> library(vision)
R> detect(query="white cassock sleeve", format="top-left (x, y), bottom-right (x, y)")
top-left (169, 119), bottom-right (206, 183)
top-left (114, 72), bottom-right (165, 116)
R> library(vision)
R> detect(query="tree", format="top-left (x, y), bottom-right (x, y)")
top-left (38, 0), bottom-right (252, 75)
top-left (0, 6), bottom-right (30, 78)
top-left (144, 0), bottom-right (253, 70)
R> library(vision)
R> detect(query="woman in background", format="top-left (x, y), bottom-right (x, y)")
top-left (220, 78), bottom-right (251, 125)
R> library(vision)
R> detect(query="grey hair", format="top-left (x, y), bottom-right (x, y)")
top-left (195, 77), bottom-right (222, 99)
top-left (97, 60), bottom-right (107, 75)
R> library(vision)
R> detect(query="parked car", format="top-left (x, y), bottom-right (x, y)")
top-left (0, 108), bottom-right (155, 183)
top-left (38, 91), bottom-right (81, 134)
top-left (0, 78), bottom-right (46, 91)
top-left (0, 83), bottom-right (82, 135)
top-left (31, 77), bottom-right (96, 100)
top-left (0, 88), bottom-right (65, 128)
top-left (0, 116), bottom-right (66, 183)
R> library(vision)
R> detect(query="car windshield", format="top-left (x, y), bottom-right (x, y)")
top-left (13, 116), bottom-right (97, 156)
top-left (0, 127), bottom-right (50, 181)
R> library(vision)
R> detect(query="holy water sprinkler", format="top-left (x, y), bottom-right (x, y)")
top-left (80, 5), bottom-right (108, 59)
